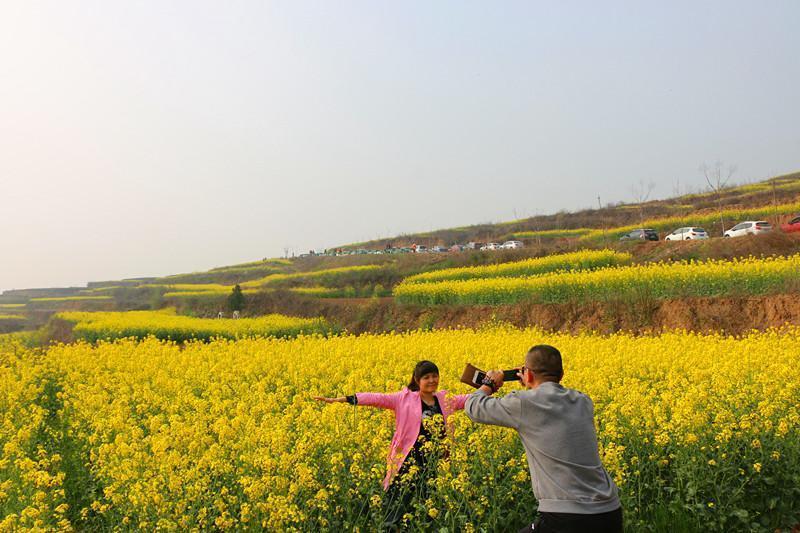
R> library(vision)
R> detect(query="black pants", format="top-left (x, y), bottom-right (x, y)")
top-left (382, 453), bottom-right (437, 531)
top-left (519, 507), bottom-right (623, 533)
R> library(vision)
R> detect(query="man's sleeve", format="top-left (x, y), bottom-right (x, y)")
top-left (465, 389), bottom-right (521, 429)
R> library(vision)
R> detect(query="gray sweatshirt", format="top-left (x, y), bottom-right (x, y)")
top-left (465, 382), bottom-right (620, 514)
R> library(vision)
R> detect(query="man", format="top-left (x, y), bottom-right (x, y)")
top-left (465, 344), bottom-right (623, 533)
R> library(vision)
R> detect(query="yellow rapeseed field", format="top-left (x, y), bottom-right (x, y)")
top-left (1, 326), bottom-right (798, 531)
top-left (503, 228), bottom-right (592, 240)
top-left (402, 250), bottom-right (631, 285)
top-left (241, 265), bottom-right (384, 289)
top-left (146, 284), bottom-right (231, 293)
top-left (28, 296), bottom-right (112, 303)
top-left (161, 288), bottom-right (260, 299)
top-left (56, 310), bottom-right (330, 343)
top-left (394, 254), bottom-right (800, 305)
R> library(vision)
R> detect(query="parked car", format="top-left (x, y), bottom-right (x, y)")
top-left (449, 244), bottom-right (465, 252)
top-left (619, 229), bottom-right (659, 241)
top-left (413, 245), bottom-right (428, 253)
top-left (502, 240), bottom-right (524, 249)
top-left (480, 242), bottom-right (500, 251)
top-left (465, 242), bottom-right (484, 250)
top-left (664, 227), bottom-right (709, 241)
top-left (780, 215), bottom-right (800, 233)
top-left (723, 221), bottom-right (772, 238)
top-left (430, 246), bottom-right (448, 253)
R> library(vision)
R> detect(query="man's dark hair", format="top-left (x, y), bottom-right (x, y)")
top-left (526, 345), bottom-right (563, 381)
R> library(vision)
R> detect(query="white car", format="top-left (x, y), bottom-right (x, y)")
top-left (664, 227), bottom-right (709, 241)
top-left (502, 240), bottom-right (524, 249)
top-left (723, 221), bottom-right (772, 238)
top-left (414, 245), bottom-right (428, 253)
top-left (480, 242), bottom-right (501, 251)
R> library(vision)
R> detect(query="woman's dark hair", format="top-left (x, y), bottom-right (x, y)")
top-left (407, 360), bottom-right (439, 391)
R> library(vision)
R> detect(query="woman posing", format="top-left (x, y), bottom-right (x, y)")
top-left (314, 360), bottom-right (469, 530)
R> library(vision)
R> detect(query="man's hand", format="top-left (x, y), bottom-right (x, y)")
top-left (486, 370), bottom-right (504, 390)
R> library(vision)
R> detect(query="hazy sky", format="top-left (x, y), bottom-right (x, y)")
top-left (2, 1), bottom-right (799, 292)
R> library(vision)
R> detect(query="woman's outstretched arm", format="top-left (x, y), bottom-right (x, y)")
top-left (313, 392), bottom-right (399, 409)
top-left (353, 392), bottom-right (401, 410)
top-left (313, 396), bottom-right (349, 404)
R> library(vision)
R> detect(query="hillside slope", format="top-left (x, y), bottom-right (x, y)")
top-left (337, 171), bottom-right (800, 249)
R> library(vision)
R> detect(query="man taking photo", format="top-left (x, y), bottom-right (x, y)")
top-left (465, 344), bottom-right (623, 533)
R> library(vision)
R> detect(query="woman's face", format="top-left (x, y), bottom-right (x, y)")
top-left (417, 372), bottom-right (439, 393)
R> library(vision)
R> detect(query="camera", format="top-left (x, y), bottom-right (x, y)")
top-left (460, 363), bottom-right (520, 388)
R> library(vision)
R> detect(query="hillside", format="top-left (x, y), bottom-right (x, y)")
top-left (3, 171), bottom-right (800, 340)
top-left (337, 171), bottom-right (800, 249)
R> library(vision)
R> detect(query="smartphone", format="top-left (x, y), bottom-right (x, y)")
top-left (473, 368), bottom-right (521, 383)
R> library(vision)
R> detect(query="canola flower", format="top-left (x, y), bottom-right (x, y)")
top-left (402, 250), bottom-right (631, 285)
top-left (162, 286), bottom-right (368, 300)
top-left (394, 253), bottom-right (800, 305)
top-left (209, 258), bottom-right (292, 272)
top-left (241, 265), bottom-right (385, 289)
top-left (142, 283), bottom-right (232, 293)
top-left (77, 286), bottom-right (123, 295)
top-left (55, 309), bottom-right (330, 343)
top-left (503, 228), bottom-right (592, 240)
top-left (28, 296), bottom-right (112, 303)
top-left (154, 259), bottom-right (292, 284)
top-left (290, 286), bottom-right (390, 298)
top-left (290, 287), bottom-right (344, 298)
top-left (162, 288), bottom-right (261, 299)
top-left (1, 326), bottom-right (798, 531)
top-left (0, 340), bottom-right (71, 531)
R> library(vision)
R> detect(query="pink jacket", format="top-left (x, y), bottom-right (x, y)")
top-left (356, 388), bottom-right (469, 490)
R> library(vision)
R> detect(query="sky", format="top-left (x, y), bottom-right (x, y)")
top-left (2, 1), bottom-right (799, 292)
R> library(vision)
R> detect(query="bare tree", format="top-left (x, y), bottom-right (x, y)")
top-left (631, 179), bottom-right (656, 226)
top-left (700, 161), bottom-right (736, 235)
top-left (672, 177), bottom-right (682, 199)
top-left (597, 195), bottom-right (607, 246)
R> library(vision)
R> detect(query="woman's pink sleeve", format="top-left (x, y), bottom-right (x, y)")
top-left (450, 394), bottom-right (470, 411)
top-left (355, 391), bottom-right (401, 410)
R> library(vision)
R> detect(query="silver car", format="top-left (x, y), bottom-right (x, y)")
top-left (723, 221), bottom-right (772, 238)
top-left (664, 227), bottom-right (709, 241)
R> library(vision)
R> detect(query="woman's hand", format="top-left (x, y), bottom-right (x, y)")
top-left (313, 396), bottom-right (345, 404)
